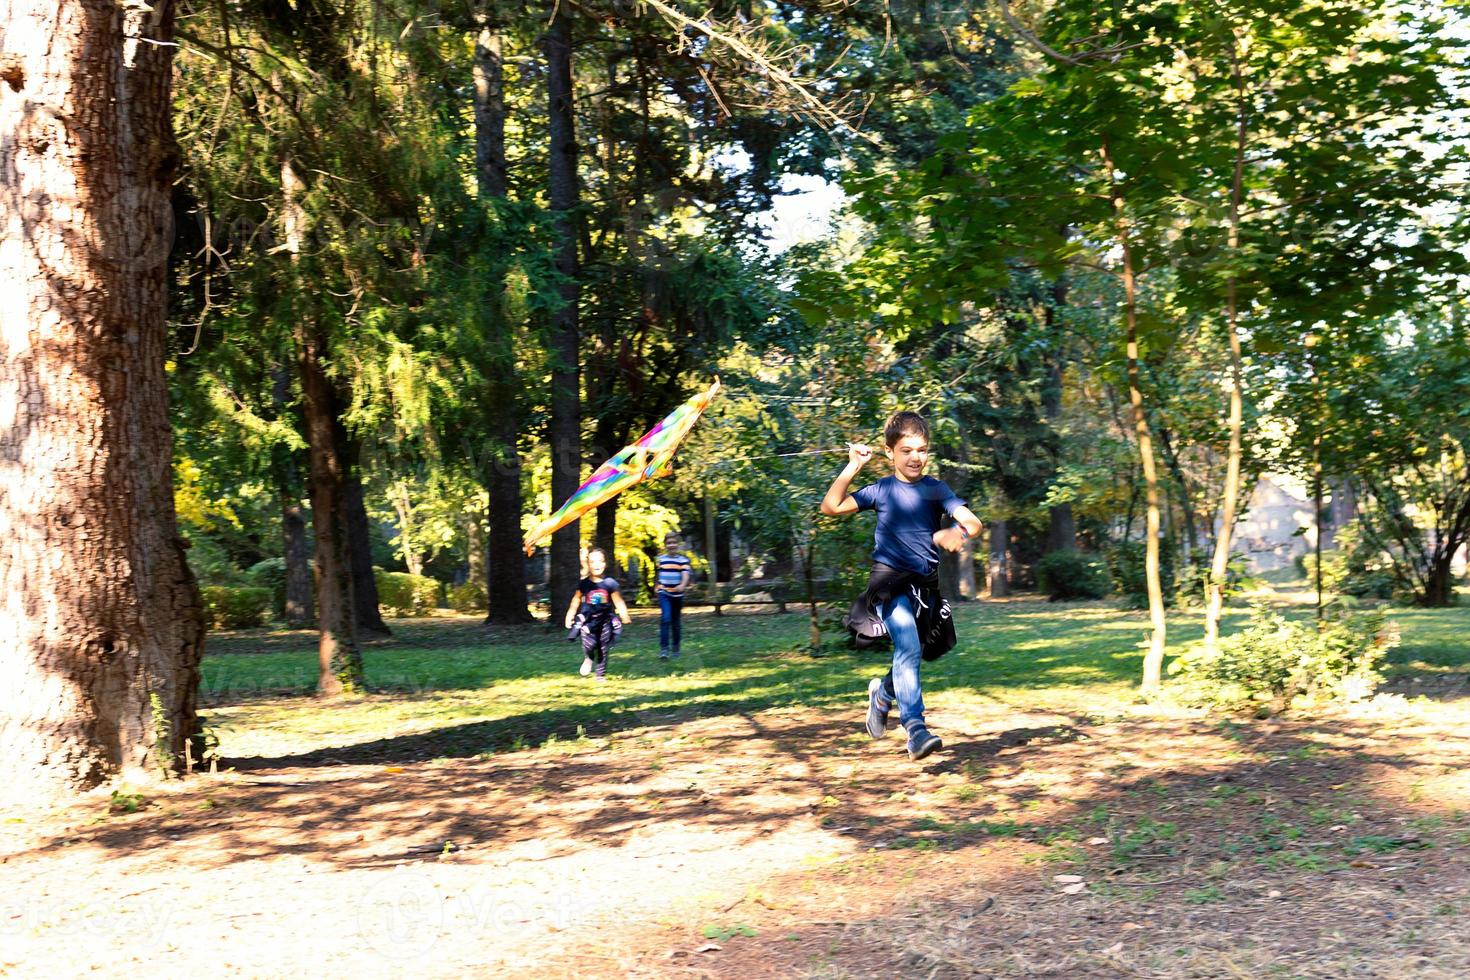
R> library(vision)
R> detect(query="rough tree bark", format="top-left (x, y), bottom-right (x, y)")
top-left (544, 5), bottom-right (584, 615)
top-left (282, 157), bottom-right (364, 695)
top-left (270, 367), bottom-right (313, 627)
top-left (343, 434), bottom-right (390, 637)
top-left (1043, 277), bottom-right (1077, 554)
top-left (988, 519), bottom-right (1010, 598)
top-left (0, 0), bottom-right (206, 794)
top-left (474, 6), bottom-right (531, 623)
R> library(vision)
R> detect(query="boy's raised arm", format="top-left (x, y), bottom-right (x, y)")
top-left (820, 443), bottom-right (874, 516)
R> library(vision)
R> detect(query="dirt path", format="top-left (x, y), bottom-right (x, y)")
top-left (5, 693), bottom-right (1470, 978)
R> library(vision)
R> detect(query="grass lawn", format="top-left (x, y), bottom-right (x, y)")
top-left (6, 592), bottom-right (1470, 978)
top-left (200, 593), bottom-right (1470, 763)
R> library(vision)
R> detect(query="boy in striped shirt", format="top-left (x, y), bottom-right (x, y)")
top-left (656, 532), bottom-right (692, 659)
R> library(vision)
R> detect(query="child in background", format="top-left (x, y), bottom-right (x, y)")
top-left (821, 410), bottom-right (983, 761)
top-left (655, 532), bottom-right (692, 659)
top-left (563, 547), bottom-right (631, 681)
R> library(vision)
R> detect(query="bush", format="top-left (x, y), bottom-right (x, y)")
top-left (1175, 549), bottom-right (1259, 609)
top-left (373, 568), bottom-right (443, 616)
top-left (201, 586), bottom-right (273, 630)
top-left (447, 581), bottom-right (487, 613)
top-left (1034, 551), bottom-right (1111, 601)
top-left (183, 532), bottom-right (249, 587)
top-left (1107, 540), bottom-right (1175, 609)
top-left (1299, 547), bottom-right (1395, 601)
top-left (246, 558), bottom-right (288, 616)
top-left (1169, 604), bottom-right (1398, 714)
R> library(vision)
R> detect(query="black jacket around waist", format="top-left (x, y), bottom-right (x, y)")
top-left (843, 563), bottom-right (957, 662)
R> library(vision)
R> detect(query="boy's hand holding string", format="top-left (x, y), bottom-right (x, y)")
top-left (819, 443), bottom-right (875, 517)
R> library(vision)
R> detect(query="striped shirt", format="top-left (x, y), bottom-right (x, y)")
top-left (656, 552), bottom-right (692, 592)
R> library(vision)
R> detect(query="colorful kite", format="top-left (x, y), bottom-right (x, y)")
top-left (523, 378), bottom-right (722, 555)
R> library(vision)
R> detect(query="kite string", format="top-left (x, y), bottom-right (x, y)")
top-left (702, 447), bottom-right (852, 468)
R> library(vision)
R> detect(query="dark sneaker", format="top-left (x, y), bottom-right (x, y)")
top-left (659, 649), bottom-right (670, 660)
top-left (671, 648), bottom-right (681, 659)
top-left (906, 726), bottom-right (942, 761)
top-left (866, 677), bottom-right (891, 739)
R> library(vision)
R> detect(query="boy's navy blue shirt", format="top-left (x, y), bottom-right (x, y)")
top-left (851, 475), bottom-right (965, 575)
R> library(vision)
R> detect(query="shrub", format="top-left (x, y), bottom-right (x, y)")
top-left (1169, 604), bottom-right (1398, 714)
top-left (246, 558), bottom-right (288, 616)
top-left (1107, 540), bottom-right (1175, 609)
top-left (373, 568), bottom-right (443, 616)
top-left (201, 586), bottom-right (273, 630)
top-left (1175, 549), bottom-right (1259, 609)
top-left (447, 581), bottom-right (487, 613)
top-left (183, 532), bottom-right (249, 587)
top-left (1034, 550), bottom-right (1111, 601)
top-left (1299, 547), bottom-right (1396, 601)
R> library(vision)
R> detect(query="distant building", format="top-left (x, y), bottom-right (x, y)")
top-left (1231, 476), bottom-right (1468, 576)
top-left (1232, 477), bottom-right (1315, 572)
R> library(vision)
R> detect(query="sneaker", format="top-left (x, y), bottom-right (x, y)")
top-left (865, 678), bottom-right (891, 739)
top-left (671, 648), bottom-right (681, 659)
top-left (659, 649), bottom-right (670, 660)
top-left (594, 674), bottom-right (608, 682)
top-left (579, 656), bottom-right (593, 676)
top-left (906, 725), bottom-right (942, 761)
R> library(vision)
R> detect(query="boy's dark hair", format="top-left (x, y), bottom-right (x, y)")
top-left (884, 410), bottom-right (930, 448)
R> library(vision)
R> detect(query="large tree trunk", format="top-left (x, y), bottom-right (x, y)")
top-left (988, 519), bottom-right (1010, 598)
top-left (475, 9), bottom-right (532, 624)
top-left (280, 475), bottom-right (314, 627)
top-left (715, 511), bottom-right (733, 582)
top-left (1104, 138), bottom-right (1168, 692)
top-left (271, 368), bottom-right (314, 627)
top-left (283, 157), bottom-right (364, 696)
top-left (544, 5), bottom-right (584, 617)
top-left (343, 436), bottom-right (391, 636)
top-left (1043, 277), bottom-right (1077, 554)
top-left (298, 325), bottom-right (365, 695)
top-left (595, 494), bottom-right (618, 567)
top-left (485, 430), bottom-right (532, 623)
top-left (956, 533), bottom-right (978, 599)
top-left (0, 0), bottom-right (205, 795)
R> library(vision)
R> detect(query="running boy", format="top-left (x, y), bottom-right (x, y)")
top-left (563, 547), bottom-right (632, 681)
top-left (655, 532), bottom-right (692, 659)
top-left (820, 411), bottom-right (983, 760)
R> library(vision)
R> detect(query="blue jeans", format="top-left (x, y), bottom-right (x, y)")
top-left (878, 593), bottom-right (925, 728)
top-left (657, 591), bottom-right (683, 652)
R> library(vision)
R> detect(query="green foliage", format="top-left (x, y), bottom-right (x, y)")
top-left (1170, 605), bottom-right (1399, 713)
top-left (201, 586), bottom-right (273, 630)
top-left (373, 569), bottom-right (443, 617)
top-left (1298, 549), bottom-right (1396, 602)
top-left (109, 790), bottom-right (147, 815)
top-left (184, 533), bottom-right (250, 587)
top-left (1175, 550), bottom-right (1258, 610)
top-left (1106, 541), bottom-right (1175, 610)
top-left (246, 558), bottom-right (289, 616)
top-left (1034, 551), bottom-right (1111, 601)
top-left (447, 582), bottom-right (487, 614)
